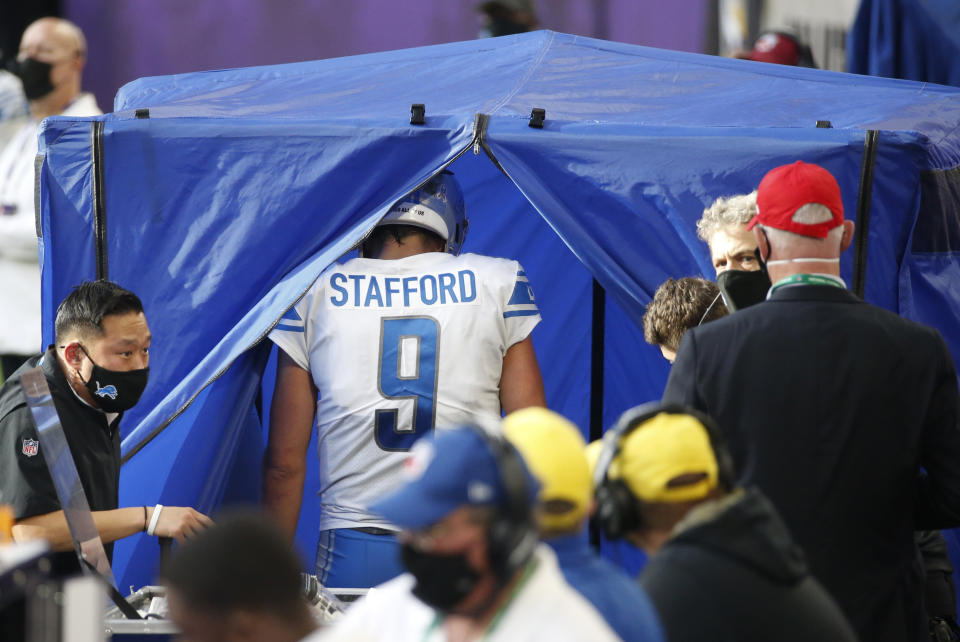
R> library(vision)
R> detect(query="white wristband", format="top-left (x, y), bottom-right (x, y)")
top-left (147, 504), bottom-right (164, 536)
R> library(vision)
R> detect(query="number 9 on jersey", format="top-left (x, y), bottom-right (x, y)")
top-left (375, 316), bottom-right (440, 451)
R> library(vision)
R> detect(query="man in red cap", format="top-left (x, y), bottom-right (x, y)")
top-left (663, 160), bottom-right (960, 642)
top-left (736, 31), bottom-right (817, 68)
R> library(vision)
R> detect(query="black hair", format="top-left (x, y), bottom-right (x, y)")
top-left (54, 280), bottom-right (144, 344)
top-left (160, 512), bottom-right (306, 618)
top-left (361, 224), bottom-right (445, 258)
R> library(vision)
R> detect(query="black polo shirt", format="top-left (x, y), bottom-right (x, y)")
top-left (0, 346), bottom-right (122, 575)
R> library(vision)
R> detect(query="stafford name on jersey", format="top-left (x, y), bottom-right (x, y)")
top-left (327, 270), bottom-right (480, 309)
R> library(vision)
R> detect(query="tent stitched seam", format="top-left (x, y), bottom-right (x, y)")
top-left (486, 31), bottom-right (557, 116)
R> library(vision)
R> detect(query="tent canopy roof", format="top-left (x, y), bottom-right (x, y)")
top-left (116, 30), bottom-right (960, 155)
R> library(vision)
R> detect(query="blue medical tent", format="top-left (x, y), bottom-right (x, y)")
top-left (34, 31), bottom-right (960, 590)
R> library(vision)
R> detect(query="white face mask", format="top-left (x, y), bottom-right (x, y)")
top-left (764, 257), bottom-right (840, 266)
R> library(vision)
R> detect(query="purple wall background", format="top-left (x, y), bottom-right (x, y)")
top-left (63, 0), bottom-right (707, 112)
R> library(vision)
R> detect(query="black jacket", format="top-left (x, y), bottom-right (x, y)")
top-left (0, 347), bottom-right (122, 575)
top-left (640, 487), bottom-right (858, 642)
top-left (663, 284), bottom-right (960, 641)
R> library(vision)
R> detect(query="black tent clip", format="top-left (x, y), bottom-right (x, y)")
top-left (529, 108), bottom-right (546, 129)
top-left (410, 104), bottom-right (426, 125)
top-left (816, 120), bottom-right (832, 128)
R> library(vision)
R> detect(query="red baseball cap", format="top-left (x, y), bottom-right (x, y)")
top-left (745, 32), bottom-right (802, 66)
top-left (747, 161), bottom-right (845, 238)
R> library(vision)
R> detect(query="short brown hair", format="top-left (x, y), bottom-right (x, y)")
top-left (643, 277), bottom-right (727, 352)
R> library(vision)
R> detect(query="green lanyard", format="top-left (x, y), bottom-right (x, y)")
top-left (421, 558), bottom-right (539, 642)
top-left (768, 273), bottom-right (846, 297)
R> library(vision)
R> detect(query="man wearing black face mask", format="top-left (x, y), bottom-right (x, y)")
top-left (0, 280), bottom-right (211, 577)
top-left (0, 18), bottom-right (101, 379)
top-left (323, 425), bottom-right (618, 642)
top-left (696, 191), bottom-right (773, 311)
top-left (664, 161), bottom-right (960, 642)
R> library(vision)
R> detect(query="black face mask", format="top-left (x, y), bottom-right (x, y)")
top-left (717, 266), bottom-right (772, 312)
top-left (401, 543), bottom-right (482, 613)
top-left (13, 58), bottom-right (55, 101)
top-left (77, 345), bottom-right (149, 413)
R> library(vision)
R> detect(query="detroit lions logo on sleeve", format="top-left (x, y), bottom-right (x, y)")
top-left (504, 270), bottom-right (539, 318)
top-left (275, 306), bottom-right (305, 333)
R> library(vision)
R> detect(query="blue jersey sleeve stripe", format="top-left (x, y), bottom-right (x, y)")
top-left (507, 280), bottom-right (536, 306)
top-left (275, 322), bottom-right (305, 332)
top-left (504, 309), bottom-right (540, 318)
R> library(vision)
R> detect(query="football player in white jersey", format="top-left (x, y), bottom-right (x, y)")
top-left (263, 171), bottom-right (546, 588)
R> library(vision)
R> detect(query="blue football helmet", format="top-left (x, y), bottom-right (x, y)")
top-left (377, 170), bottom-right (468, 255)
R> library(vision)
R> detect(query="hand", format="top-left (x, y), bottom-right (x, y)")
top-left (149, 506), bottom-right (213, 542)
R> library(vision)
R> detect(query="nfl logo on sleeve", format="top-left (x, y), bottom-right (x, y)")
top-left (22, 439), bottom-right (39, 457)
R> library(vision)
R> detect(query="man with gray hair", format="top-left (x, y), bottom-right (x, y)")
top-left (663, 160), bottom-right (960, 642)
top-left (696, 191), bottom-right (760, 275)
top-left (697, 191), bottom-right (772, 311)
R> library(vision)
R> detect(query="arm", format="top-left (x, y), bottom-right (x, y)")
top-left (13, 505), bottom-right (213, 550)
top-left (500, 336), bottom-right (546, 414)
top-left (262, 348), bottom-right (317, 542)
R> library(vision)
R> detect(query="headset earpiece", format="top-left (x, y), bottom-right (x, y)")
top-left (593, 402), bottom-right (738, 540)
top-left (468, 425), bottom-right (537, 580)
top-left (595, 479), bottom-right (642, 540)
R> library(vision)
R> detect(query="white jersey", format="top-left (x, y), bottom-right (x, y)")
top-left (315, 545), bottom-right (621, 642)
top-left (269, 251), bottom-right (540, 530)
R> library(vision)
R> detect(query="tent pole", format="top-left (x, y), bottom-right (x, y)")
top-left (852, 130), bottom-right (879, 298)
top-left (91, 121), bottom-right (108, 280)
top-left (588, 279), bottom-right (605, 551)
top-left (589, 279), bottom-right (605, 443)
